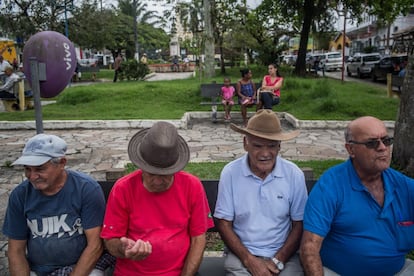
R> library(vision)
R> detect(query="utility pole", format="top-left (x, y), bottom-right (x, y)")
top-left (133, 0), bottom-right (140, 61)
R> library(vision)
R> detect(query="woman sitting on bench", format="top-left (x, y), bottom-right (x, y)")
top-left (258, 63), bottom-right (283, 110)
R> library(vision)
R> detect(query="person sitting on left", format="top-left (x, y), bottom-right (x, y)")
top-left (0, 64), bottom-right (19, 99)
top-left (3, 133), bottom-right (115, 276)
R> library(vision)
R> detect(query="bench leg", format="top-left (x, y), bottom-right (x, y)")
top-left (212, 105), bottom-right (217, 123)
top-left (25, 97), bottom-right (34, 109)
top-left (2, 100), bottom-right (18, 112)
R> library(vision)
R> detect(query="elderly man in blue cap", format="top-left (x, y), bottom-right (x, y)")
top-left (3, 133), bottom-right (114, 276)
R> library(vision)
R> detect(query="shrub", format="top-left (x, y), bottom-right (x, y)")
top-left (119, 59), bottom-right (150, 81)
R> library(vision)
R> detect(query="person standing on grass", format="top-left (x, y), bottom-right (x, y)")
top-left (300, 116), bottom-right (414, 276)
top-left (221, 77), bottom-right (235, 121)
top-left (101, 121), bottom-right (214, 275)
top-left (113, 53), bottom-right (122, 82)
top-left (258, 63), bottom-right (283, 110)
top-left (214, 109), bottom-right (308, 276)
top-left (236, 68), bottom-right (257, 126)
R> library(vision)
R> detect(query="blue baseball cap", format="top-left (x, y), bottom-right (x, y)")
top-left (12, 134), bottom-right (67, 166)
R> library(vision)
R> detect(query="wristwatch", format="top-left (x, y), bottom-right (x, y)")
top-left (272, 257), bottom-right (285, 271)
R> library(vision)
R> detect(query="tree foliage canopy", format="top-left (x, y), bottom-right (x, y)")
top-left (0, 0), bottom-right (169, 60)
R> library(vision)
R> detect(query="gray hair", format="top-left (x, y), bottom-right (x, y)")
top-left (50, 157), bottom-right (63, 164)
top-left (344, 125), bottom-right (353, 143)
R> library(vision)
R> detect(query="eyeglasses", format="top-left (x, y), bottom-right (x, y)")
top-left (348, 137), bottom-right (393, 149)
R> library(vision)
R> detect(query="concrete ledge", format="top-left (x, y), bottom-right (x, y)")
top-left (0, 112), bottom-right (395, 130)
top-left (0, 119), bottom-right (187, 130)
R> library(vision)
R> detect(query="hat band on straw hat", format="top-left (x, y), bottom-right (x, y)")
top-left (230, 109), bottom-right (300, 141)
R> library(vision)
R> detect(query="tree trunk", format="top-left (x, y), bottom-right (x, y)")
top-left (219, 39), bottom-right (226, 74)
top-left (392, 49), bottom-right (414, 177)
top-left (293, 0), bottom-right (314, 77)
top-left (204, 0), bottom-right (215, 78)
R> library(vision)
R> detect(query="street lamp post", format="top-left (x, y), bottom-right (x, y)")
top-left (64, 3), bottom-right (69, 37)
top-left (341, 13), bottom-right (346, 82)
top-left (56, 0), bottom-right (73, 38)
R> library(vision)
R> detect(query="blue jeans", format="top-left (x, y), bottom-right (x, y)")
top-left (260, 92), bottom-right (280, 109)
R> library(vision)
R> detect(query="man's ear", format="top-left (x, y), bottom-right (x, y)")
top-left (60, 157), bottom-right (68, 167)
top-left (345, 143), bottom-right (354, 157)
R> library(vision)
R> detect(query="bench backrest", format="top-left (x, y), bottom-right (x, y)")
top-left (200, 82), bottom-right (262, 98)
top-left (98, 178), bottom-right (316, 232)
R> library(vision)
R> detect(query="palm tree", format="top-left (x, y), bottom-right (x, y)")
top-left (118, 0), bottom-right (165, 60)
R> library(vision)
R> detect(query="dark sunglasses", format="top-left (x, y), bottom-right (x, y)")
top-left (348, 137), bottom-right (393, 149)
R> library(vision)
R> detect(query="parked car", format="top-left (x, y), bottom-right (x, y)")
top-left (319, 52), bottom-right (343, 71)
top-left (346, 53), bottom-right (381, 78)
top-left (371, 54), bottom-right (408, 82)
top-left (306, 53), bottom-right (325, 71)
top-left (281, 55), bottom-right (297, 66)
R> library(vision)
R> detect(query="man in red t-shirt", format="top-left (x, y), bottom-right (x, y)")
top-left (101, 122), bottom-right (214, 275)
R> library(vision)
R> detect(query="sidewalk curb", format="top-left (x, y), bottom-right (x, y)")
top-left (0, 112), bottom-right (395, 130)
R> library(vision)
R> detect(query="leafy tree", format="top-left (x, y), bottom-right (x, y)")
top-left (0, 0), bottom-right (71, 41)
top-left (241, 2), bottom-right (295, 65)
top-left (117, 0), bottom-right (165, 60)
top-left (287, 0), bottom-right (413, 76)
top-left (211, 0), bottom-right (240, 74)
top-left (392, 31), bottom-right (414, 178)
top-left (70, 1), bottom-right (117, 50)
top-left (174, 0), bottom-right (204, 64)
top-left (173, 0), bottom-right (214, 77)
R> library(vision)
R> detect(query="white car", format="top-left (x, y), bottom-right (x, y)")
top-left (319, 52), bottom-right (343, 71)
top-left (346, 53), bottom-right (381, 78)
top-left (281, 55), bottom-right (297, 66)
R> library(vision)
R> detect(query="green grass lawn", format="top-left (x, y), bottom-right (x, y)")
top-left (0, 67), bottom-right (399, 121)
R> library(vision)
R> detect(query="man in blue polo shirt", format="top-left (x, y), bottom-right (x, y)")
top-left (214, 110), bottom-right (308, 275)
top-left (300, 116), bottom-right (414, 276)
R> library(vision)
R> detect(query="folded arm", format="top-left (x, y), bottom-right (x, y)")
top-left (261, 78), bottom-right (283, 91)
